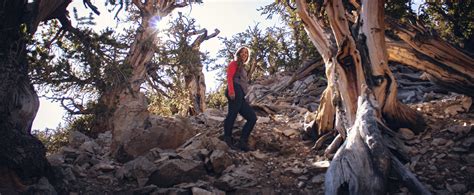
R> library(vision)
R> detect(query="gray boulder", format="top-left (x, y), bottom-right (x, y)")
top-left (147, 159), bottom-right (207, 187)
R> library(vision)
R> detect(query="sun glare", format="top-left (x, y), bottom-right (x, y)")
top-left (149, 15), bottom-right (163, 31)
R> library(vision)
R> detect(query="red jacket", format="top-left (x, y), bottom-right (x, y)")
top-left (227, 61), bottom-right (249, 97)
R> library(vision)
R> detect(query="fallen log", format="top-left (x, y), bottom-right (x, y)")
top-left (386, 18), bottom-right (474, 97)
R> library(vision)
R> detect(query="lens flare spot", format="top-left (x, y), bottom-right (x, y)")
top-left (149, 15), bottom-right (163, 30)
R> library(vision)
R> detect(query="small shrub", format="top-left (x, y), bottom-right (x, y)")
top-left (207, 85), bottom-right (227, 109)
top-left (32, 127), bottom-right (69, 154)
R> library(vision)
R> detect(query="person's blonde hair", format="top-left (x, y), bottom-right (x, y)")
top-left (233, 46), bottom-right (252, 64)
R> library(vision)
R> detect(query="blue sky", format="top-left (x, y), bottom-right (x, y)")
top-left (32, 0), bottom-right (279, 130)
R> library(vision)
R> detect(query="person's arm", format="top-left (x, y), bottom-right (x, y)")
top-left (227, 61), bottom-right (237, 99)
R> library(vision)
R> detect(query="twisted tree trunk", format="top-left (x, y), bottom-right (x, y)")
top-left (185, 28), bottom-right (219, 115)
top-left (101, 0), bottom-right (158, 158)
top-left (296, 0), bottom-right (425, 135)
top-left (0, 0), bottom-right (51, 191)
top-left (295, 0), bottom-right (429, 193)
top-left (94, 0), bottom-right (196, 161)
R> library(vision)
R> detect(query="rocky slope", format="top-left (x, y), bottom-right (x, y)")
top-left (22, 65), bottom-right (474, 194)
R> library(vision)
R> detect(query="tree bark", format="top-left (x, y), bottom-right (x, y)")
top-left (325, 87), bottom-right (391, 195)
top-left (296, 0), bottom-right (425, 138)
top-left (185, 71), bottom-right (207, 115)
top-left (185, 29), bottom-right (219, 115)
top-left (98, 3), bottom-right (157, 155)
top-left (358, 1), bottom-right (426, 134)
top-left (265, 26), bottom-right (474, 102)
top-left (281, 12), bottom-right (472, 139)
top-left (325, 86), bottom-right (431, 194)
top-left (295, 0), bottom-right (429, 193)
top-left (0, 0), bottom-right (51, 190)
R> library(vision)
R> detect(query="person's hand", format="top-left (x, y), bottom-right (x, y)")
top-left (229, 93), bottom-right (235, 100)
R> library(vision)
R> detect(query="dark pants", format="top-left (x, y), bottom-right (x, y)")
top-left (224, 84), bottom-right (257, 143)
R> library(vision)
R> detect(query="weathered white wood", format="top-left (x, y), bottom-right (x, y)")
top-left (386, 38), bottom-right (474, 96)
top-left (295, 0), bottom-right (430, 194)
top-left (325, 87), bottom-right (390, 195)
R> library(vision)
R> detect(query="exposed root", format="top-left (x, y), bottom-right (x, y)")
top-left (391, 156), bottom-right (431, 195)
top-left (325, 88), bottom-right (390, 194)
top-left (324, 134), bottom-right (343, 158)
top-left (375, 118), bottom-right (397, 137)
top-left (383, 101), bottom-right (426, 134)
top-left (311, 132), bottom-right (334, 150)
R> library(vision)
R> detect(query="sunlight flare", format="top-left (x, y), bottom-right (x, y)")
top-left (149, 15), bottom-right (163, 31)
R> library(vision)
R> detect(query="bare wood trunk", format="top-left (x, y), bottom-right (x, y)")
top-left (296, 0), bottom-right (425, 136)
top-left (296, 0), bottom-right (370, 136)
top-left (315, 86), bottom-right (336, 134)
top-left (299, 24), bottom-right (472, 137)
top-left (358, 2), bottom-right (426, 133)
top-left (387, 18), bottom-right (474, 76)
top-left (326, 87), bottom-right (431, 194)
top-left (325, 88), bottom-right (390, 194)
top-left (295, 0), bottom-right (429, 193)
top-left (267, 23), bottom-right (474, 103)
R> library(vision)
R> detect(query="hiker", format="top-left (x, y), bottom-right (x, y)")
top-left (223, 46), bottom-right (257, 152)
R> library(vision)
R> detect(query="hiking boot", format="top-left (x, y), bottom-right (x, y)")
top-left (223, 136), bottom-right (234, 148)
top-left (238, 140), bottom-right (250, 152)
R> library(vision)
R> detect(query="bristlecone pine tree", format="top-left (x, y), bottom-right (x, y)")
top-left (92, 0), bottom-right (203, 161)
top-left (0, 0), bottom-right (200, 192)
top-left (294, 0), bottom-right (472, 194)
top-left (151, 13), bottom-right (219, 116)
top-left (183, 27), bottom-right (219, 115)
